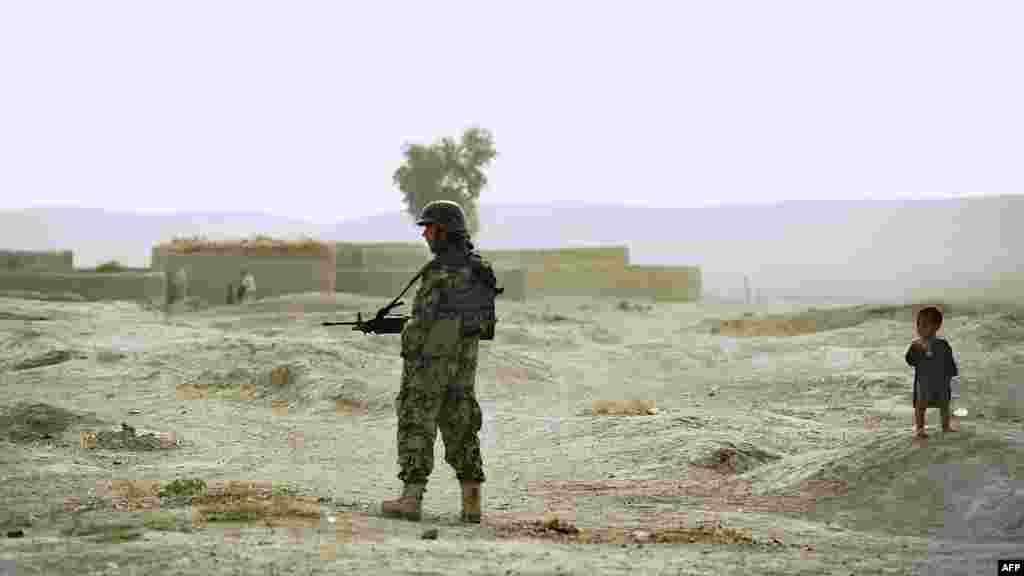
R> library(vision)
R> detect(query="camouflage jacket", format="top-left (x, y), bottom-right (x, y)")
top-left (401, 248), bottom-right (499, 359)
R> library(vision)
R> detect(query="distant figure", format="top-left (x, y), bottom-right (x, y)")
top-left (164, 271), bottom-right (177, 307)
top-left (905, 306), bottom-right (959, 438)
top-left (236, 270), bottom-right (255, 303)
top-left (175, 268), bottom-right (189, 302)
top-left (165, 267), bottom-right (189, 309)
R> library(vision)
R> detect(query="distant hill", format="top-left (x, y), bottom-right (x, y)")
top-left (1, 196), bottom-right (1021, 303)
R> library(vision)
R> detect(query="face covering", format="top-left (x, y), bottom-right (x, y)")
top-left (429, 234), bottom-right (470, 255)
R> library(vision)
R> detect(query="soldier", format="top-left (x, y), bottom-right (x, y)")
top-left (236, 269), bottom-right (255, 303)
top-left (381, 200), bottom-right (500, 523)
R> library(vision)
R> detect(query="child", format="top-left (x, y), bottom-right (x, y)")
top-left (905, 306), bottom-right (959, 438)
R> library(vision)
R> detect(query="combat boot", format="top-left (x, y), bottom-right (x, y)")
top-left (381, 483), bottom-right (425, 521)
top-left (460, 481), bottom-right (481, 523)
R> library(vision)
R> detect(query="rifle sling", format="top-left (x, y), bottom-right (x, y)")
top-left (378, 262), bottom-right (432, 317)
top-left (380, 253), bottom-right (502, 318)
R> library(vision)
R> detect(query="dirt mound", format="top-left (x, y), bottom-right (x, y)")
top-left (0, 311), bottom-right (50, 321)
top-left (0, 290), bottom-right (86, 302)
top-left (716, 317), bottom-right (819, 337)
top-left (0, 402), bottom-right (99, 443)
top-left (739, 430), bottom-right (1024, 539)
top-left (11, 349), bottom-right (74, 371)
top-left (966, 312), bottom-right (1024, 350)
top-left (190, 480), bottom-right (320, 528)
top-left (616, 300), bottom-right (653, 313)
top-left (83, 423), bottom-right (177, 451)
top-left (176, 364), bottom-right (301, 401)
top-left (489, 513), bottom-right (760, 546)
top-left (712, 303), bottom-right (959, 338)
top-left (527, 468), bottom-right (849, 517)
top-left (690, 440), bottom-right (783, 474)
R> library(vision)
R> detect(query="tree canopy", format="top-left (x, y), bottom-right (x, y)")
top-left (393, 127), bottom-right (497, 236)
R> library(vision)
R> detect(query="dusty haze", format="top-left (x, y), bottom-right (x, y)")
top-left (1, 196), bottom-right (1020, 304)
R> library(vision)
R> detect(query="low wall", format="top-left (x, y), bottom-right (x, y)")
top-left (157, 253), bottom-right (334, 305)
top-left (334, 242), bottom-right (429, 270)
top-left (615, 265), bottom-right (702, 301)
top-left (335, 267), bottom-right (528, 301)
top-left (479, 246), bottom-right (629, 272)
top-left (0, 271), bottom-right (164, 302)
top-left (150, 246), bottom-right (164, 271)
top-left (525, 265), bottom-right (701, 301)
top-left (0, 250), bottom-right (74, 272)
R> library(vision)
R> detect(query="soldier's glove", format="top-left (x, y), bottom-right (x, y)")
top-left (353, 318), bottom-right (380, 333)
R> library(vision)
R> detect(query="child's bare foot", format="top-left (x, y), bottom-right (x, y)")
top-left (914, 428), bottom-right (929, 439)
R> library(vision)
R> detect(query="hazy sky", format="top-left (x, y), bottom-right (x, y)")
top-left (1, 1), bottom-right (1021, 224)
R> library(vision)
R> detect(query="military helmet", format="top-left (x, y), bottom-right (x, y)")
top-left (416, 200), bottom-right (467, 233)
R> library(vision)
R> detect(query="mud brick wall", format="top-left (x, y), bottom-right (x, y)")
top-left (479, 246), bottom-right (629, 272)
top-left (156, 253), bottom-right (334, 305)
top-left (335, 267), bottom-right (527, 302)
top-left (524, 265), bottom-right (702, 301)
top-left (0, 271), bottom-right (165, 301)
top-left (0, 250), bottom-right (74, 272)
top-left (613, 266), bottom-right (702, 301)
top-left (334, 242), bottom-right (429, 270)
top-left (332, 242), bottom-right (530, 300)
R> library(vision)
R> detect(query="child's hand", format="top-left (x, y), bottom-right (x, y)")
top-left (912, 339), bottom-right (928, 352)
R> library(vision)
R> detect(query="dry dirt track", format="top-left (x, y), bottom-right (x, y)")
top-left (1, 293), bottom-right (1022, 576)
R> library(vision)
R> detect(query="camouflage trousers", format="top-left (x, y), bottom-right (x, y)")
top-left (396, 354), bottom-right (485, 485)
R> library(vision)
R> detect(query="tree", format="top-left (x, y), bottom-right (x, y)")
top-left (393, 127), bottom-right (497, 236)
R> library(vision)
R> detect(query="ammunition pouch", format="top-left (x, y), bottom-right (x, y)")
top-left (421, 317), bottom-right (462, 356)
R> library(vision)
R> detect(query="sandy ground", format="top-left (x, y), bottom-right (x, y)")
top-left (1, 293), bottom-right (1022, 575)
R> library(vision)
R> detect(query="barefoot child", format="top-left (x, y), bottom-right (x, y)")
top-left (905, 306), bottom-right (959, 438)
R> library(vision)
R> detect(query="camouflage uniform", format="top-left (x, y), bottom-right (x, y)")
top-left (396, 254), bottom-right (485, 486)
top-left (382, 199), bottom-right (496, 523)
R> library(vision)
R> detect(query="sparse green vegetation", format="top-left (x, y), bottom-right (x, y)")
top-left (158, 478), bottom-right (207, 499)
top-left (272, 482), bottom-right (298, 497)
top-left (203, 510), bottom-right (261, 523)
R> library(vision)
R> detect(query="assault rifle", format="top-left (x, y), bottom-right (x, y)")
top-left (321, 300), bottom-right (409, 334)
top-left (321, 265), bottom-right (427, 335)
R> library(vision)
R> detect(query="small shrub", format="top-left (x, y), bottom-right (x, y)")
top-left (204, 510), bottom-right (261, 523)
top-left (272, 483), bottom-right (299, 497)
top-left (158, 478), bottom-right (207, 499)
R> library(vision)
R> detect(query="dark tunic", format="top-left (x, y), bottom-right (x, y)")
top-left (905, 337), bottom-right (958, 408)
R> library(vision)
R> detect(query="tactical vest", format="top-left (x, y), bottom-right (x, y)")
top-left (430, 250), bottom-right (503, 340)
